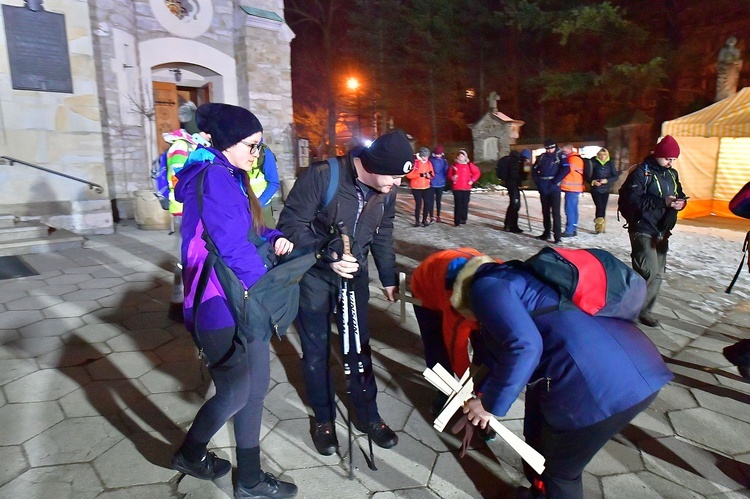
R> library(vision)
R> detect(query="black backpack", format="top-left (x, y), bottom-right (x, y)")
top-left (495, 153), bottom-right (516, 184)
top-left (617, 164), bottom-right (644, 224)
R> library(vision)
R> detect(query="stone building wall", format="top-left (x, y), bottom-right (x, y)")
top-left (0, 0), bottom-right (113, 234)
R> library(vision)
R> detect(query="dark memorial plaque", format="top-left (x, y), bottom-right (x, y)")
top-left (3, 4), bottom-right (73, 93)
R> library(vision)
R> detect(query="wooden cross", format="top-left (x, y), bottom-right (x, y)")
top-left (423, 364), bottom-right (546, 475)
top-left (394, 271), bottom-right (422, 323)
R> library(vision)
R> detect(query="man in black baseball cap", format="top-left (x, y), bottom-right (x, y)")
top-left (277, 130), bottom-right (413, 458)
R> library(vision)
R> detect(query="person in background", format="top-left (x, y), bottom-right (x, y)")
top-left (172, 103), bottom-right (297, 499)
top-left (499, 149), bottom-right (531, 234)
top-left (560, 143), bottom-right (584, 238)
top-left (585, 147), bottom-right (619, 234)
top-left (619, 135), bottom-right (687, 328)
top-left (164, 101), bottom-right (210, 323)
top-left (450, 149), bottom-right (481, 226)
top-left (532, 139), bottom-right (570, 243)
top-left (430, 144), bottom-right (450, 223)
top-left (449, 255), bottom-right (673, 499)
top-left (249, 142), bottom-right (281, 228)
top-left (277, 130), bottom-right (414, 456)
top-left (406, 147), bottom-right (435, 227)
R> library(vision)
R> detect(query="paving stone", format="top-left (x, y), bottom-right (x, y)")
top-left (152, 336), bottom-right (201, 362)
top-left (39, 340), bottom-right (111, 369)
top-left (641, 435), bottom-right (746, 495)
top-left (136, 295), bottom-right (170, 312)
top-left (669, 408), bottom-right (750, 455)
top-left (121, 391), bottom-right (203, 433)
top-left (24, 416), bottom-right (125, 466)
top-left (692, 388), bottom-right (750, 424)
top-left (374, 345), bottom-right (429, 374)
top-left (283, 466), bottom-right (370, 498)
top-left (0, 401), bottom-right (64, 445)
top-left (4, 367), bottom-right (83, 402)
top-left (0, 358), bottom-right (39, 386)
top-left (2, 336), bottom-right (64, 359)
top-left (85, 351), bottom-right (162, 380)
top-left (138, 360), bottom-right (205, 393)
top-left (45, 273), bottom-right (92, 285)
top-left (62, 288), bottom-right (114, 301)
top-left (111, 281), bottom-right (159, 294)
top-left (602, 471), bottom-right (704, 498)
top-left (5, 294), bottom-right (64, 311)
top-left (59, 379), bottom-right (148, 418)
top-left (0, 463), bottom-right (103, 498)
top-left (0, 445), bottom-right (28, 488)
top-left (97, 292), bottom-right (153, 308)
top-left (586, 439), bottom-right (645, 476)
top-left (121, 310), bottom-right (174, 330)
top-left (2, 310), bottom-right (45, 329)
top-left (429, 448), bottom-right (523, 498)
top-left (62, 322), bottom-right (127, 344)
top-left (105, 328), bottom-right (173, 352)
top-left (19, 316), bottom-right (83, 338)
top-left (0, 289), bottom-right (27, 304)
top-left (269, 351), bottom-right (306, 384)
top-left (42, 300), bottom-right (101, 318)
top-left (96, 483), bottom-right (181, 498)
top-left (404, 407), bottom-right (455, 453)
top-left (92, 431), bottom-right (180, 488)
top-left (265, 382), bottom-right (311, 421)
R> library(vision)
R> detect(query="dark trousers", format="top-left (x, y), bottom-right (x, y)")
top-left (412, 188), bottom-right (434, 224)
top-left (297, 277), bottom-right (379, 425)
top-left (504, 184), bottom-right (521, 230)
top-left (431, 186), bottom-right (444, 218)
top-left (184, 326), bottom-right (270, 450)
top-left (629, 232), bottom-right (668, 317)
top-left (591, 190), bottom-right (609, 219)
top-left (539, 190), bottom-right (562, 240)
top-left (413, 305), bottom-right (452, 372)
top-left (453, 189), bottom-right (471, 225)
top-left (524, 390), bottom-right (658, 498)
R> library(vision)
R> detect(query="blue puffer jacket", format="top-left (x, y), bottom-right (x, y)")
top-left (469, 263), bottom-right (673, 430)
top-left (175, 146), bottom-right (283, 334)
top-left (430, 154), bottom-right (450, 188)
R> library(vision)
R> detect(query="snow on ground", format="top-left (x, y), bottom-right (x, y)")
top-left (390, 186), bottom-right (750, 318)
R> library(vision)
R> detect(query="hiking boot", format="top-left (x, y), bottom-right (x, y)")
top-left (639, 314), bottom-right (661, 328)
top-left (561, 231), bottom-right (576, 237)
top-left (508, 227), bottom-right (524, 234)
top-left (234, 472), bottom-right (298, 499)
top-left (311, 422), bottom-right (338, 456)
top-left (354, 419), bottom-right (398, 449)
top-left (171, 449), bottom-right (231, 480)
top-left (535, 234), bottom-right (550, 241)
top-left (723, 340), bottom-right (750, 379)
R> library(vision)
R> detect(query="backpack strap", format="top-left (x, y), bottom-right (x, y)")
top-left (321, 157), bottom-right (340, 210)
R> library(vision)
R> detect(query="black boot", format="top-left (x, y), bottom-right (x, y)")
top-left (234, 472), bottom-right (298, 499)
top-left (171, 449), bottom-right (231, 480)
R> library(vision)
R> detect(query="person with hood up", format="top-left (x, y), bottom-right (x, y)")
top-left (430, 144), bottom-right (450, 223)
top-left (619, 135), bottom-right (687, 328)
top-left (406, 146), bottom-right (436, 226)
top-left (172, 103), bottom-right (298, 499)
top-left (450, 149), bottom-right (481, 226)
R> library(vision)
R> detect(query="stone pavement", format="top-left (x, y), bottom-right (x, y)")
top-left (0, 190), bottom-right (749, 498)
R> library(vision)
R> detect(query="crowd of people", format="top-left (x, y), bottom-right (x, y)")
top-left (160, 102), bottom-right (746, 499)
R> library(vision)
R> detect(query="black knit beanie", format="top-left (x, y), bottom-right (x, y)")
top-left (195, 103), bottom-right (225, 134)
top-left (357, 129), bottom-right (414, 176)
top-left (206, 104), bottom-right (263, 152)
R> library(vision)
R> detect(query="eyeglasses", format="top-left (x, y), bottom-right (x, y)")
top-left (241, 141), bottom-right (262, 155)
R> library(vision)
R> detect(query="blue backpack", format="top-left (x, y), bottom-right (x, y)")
top-left (151, 151), bottom-right (170, 211)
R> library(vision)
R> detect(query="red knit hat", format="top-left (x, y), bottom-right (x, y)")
top-left (653, 135), bottom-right (680, 158)
top-left (434, 144), bottom-right (444, 155)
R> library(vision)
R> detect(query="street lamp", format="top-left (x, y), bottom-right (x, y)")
top-left (346, 77), bottom-right (361, 142)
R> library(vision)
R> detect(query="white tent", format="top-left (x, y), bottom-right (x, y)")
top-left (661, 87), bottom-right (750, 218)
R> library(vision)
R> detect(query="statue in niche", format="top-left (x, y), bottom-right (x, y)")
top-left (488, 91), bottom-right (499, 112)
top-left (716, 36), bottom-right (743, 101)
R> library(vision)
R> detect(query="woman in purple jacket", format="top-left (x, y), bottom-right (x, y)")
top-left (172, 104), bottom-right (297, 499)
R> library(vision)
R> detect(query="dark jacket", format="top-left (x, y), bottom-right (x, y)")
top-left (470, 263), bottom-right (673, 430)
top-left (532, 148), bottom-right (570, 195)
top-left (619, 156), bottom-right (685, 237)
top-left (277, 153), bottom-right (397, 290)
top-left (585, 158), bottom-right (619, 194)
top-left (498, 151), bottom-right (528, 188)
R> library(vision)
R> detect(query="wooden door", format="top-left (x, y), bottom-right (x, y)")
top-left (153, 81), bottom-right (179, 155)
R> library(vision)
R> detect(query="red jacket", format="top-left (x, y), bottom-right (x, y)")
top-left (450, 161), bottom-right (481, 190)
top-left (406, 158), bottom-right (435, 189)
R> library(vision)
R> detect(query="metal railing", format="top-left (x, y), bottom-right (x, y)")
top-left (0, 156), bottom-right (104, 194)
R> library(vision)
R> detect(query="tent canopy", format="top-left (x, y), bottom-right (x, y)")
top-left (661, 88), bottom-right (750, 219)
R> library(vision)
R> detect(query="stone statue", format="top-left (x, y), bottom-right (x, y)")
top-left (716, 36), bottom-right (743, 101)
top-left (25, 0), bottom-right (44, 11)
top-left (488, 91), bottom-right (499, 112)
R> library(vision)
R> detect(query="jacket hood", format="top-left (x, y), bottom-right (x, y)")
top-left (174, 146), bottom-right (221, 202)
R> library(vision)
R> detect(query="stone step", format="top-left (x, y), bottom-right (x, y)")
top-left (0, 227), bottom-right (85, 257)
top-left (0, 214), bottom-right (15, 229)
top-left (0, 221), bottom-right (49, 243)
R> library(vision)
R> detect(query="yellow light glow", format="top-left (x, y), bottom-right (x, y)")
top-left (346, 77), bottom-right (360, 91)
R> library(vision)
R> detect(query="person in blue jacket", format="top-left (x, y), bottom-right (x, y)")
top-left (172, 103), bottom-right (297, 499)
top-left (448, 256), bottom-right (673, 499)
top-left (532, 140), bottom-right (570, 243)
top-left (429, 144), bottom-right (450, 223)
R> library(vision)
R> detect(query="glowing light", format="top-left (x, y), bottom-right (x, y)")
top-left (347, 77), bottom-right (360, 91)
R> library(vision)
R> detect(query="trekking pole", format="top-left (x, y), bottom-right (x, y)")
top-left (726, 230), bottom-right (750, 293)
top-left (337, 229), bottom-right (354, 479)
top-left (521, 189), bottom-right (532, 231)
